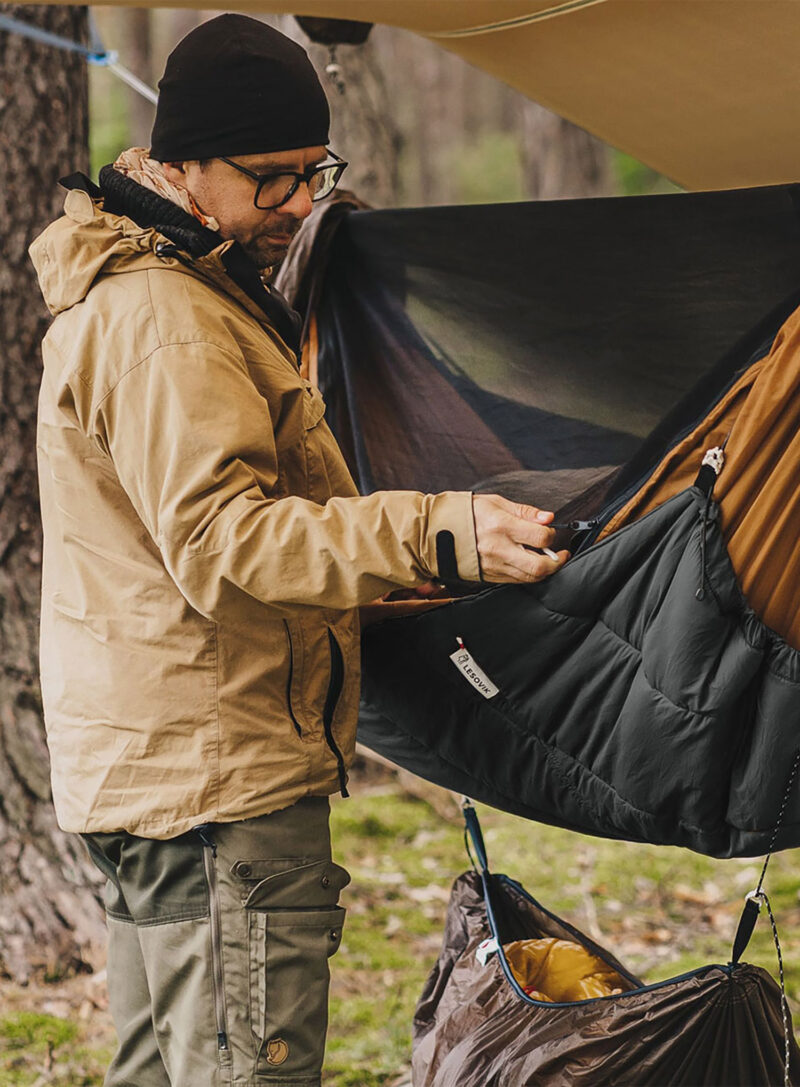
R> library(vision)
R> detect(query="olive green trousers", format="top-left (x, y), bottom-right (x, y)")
top-left (83, 798), bottom-right (349, 1087)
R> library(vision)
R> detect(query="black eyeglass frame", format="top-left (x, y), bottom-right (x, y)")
top-left (219, 150), bottom-right (348, 210)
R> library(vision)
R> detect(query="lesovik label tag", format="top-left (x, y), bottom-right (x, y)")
top-left (449, 637), bottom-right (499, 700)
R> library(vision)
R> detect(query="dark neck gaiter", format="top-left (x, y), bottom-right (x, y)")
top-left (95, 165), bottom-right (302, 356)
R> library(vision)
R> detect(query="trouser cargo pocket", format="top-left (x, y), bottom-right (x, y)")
top-left (248, 905), bottom-right (345, 1079)
top-left (239, 858), bottom-right (350, 1081)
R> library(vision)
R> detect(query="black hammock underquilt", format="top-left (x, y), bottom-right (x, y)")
top-left (360, 485), bottom-right (800, 859)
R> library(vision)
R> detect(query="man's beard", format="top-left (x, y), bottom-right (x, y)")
top-left (242, 219), bottom-right (303, 270)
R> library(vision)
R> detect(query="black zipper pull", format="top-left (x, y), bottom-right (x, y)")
top-left (553, 519), bottom-right (601, 532)
top-left (194, 823), bottom-right (217, 857)
top-left (324, 628), bottom-right (350, 799)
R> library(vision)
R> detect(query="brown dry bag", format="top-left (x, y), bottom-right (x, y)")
top-left (413, 806), bottom-right (800, 1086)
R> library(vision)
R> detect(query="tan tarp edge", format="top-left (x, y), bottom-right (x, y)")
top-left (36, 1), bottom-right (800, 189)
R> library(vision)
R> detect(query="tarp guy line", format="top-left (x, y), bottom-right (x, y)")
top-left (0, 13), bottom-right (158, 104)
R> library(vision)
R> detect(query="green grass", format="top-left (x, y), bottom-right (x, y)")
top-left (0, 1012), bottom-right (111, 1086)
top-left (1, 785), bottom-right (797, 1086)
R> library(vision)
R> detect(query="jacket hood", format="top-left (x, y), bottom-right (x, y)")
top-left (30, 187), bottom-right (171, 317)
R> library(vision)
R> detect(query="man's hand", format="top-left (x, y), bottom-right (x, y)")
top-left (472, 494), bottom-right (569, 583)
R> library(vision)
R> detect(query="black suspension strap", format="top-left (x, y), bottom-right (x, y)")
top-left (462, 797), bottom-right (489, 875)
top-left (694, 444), bottom-right (725, 601)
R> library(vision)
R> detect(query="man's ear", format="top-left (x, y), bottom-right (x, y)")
top-left (160, 161), bottom-right (189, 183)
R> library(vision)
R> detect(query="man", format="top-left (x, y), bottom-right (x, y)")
top-left (31, 15), bottom-right (566, 1087)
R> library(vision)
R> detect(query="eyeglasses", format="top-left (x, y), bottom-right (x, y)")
top-left (219, 150), bottom-right (348, 210)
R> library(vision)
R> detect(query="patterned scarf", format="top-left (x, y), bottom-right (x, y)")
top-left (113, 147), bottom-right (221, 233)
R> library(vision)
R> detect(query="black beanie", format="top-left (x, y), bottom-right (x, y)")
top-left (150, 14), bottom-right (330, 162)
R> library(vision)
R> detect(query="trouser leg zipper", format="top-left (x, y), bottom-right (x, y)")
top-left (195, 824), bottom-right (229, 1054)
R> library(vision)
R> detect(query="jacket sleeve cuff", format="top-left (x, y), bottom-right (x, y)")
top-left (423, 491), bottom-right (482, 582)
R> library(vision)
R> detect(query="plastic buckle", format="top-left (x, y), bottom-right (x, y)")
top-left (745, 888), bottom-right (765, 909)
top-left (701, 446), bottom-right (725, 476)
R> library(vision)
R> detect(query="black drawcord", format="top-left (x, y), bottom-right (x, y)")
top-left (730, 750), bottom-right (800, 1087)
top-left (696, 487), bottom-right (715, 601)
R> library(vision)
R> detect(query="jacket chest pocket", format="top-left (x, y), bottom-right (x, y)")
top-left (275, 382), bottom-right (327, 501)
top-left (302, 381), bottom-right (326, 430)
top-left (301, 383), bottom-right (333, 504)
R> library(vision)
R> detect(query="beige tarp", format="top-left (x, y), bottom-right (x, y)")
top-left (44, 0), bottom-right (800, 190)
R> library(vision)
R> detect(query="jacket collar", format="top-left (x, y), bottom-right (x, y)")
top-left (60, 170), bottom-right (302, 357)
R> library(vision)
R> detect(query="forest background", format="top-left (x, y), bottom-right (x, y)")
top-left (0, 7), bottom-right (796, 1087)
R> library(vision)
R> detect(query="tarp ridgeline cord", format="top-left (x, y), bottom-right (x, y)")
top-left (0, 13), bottom-right (158, 105)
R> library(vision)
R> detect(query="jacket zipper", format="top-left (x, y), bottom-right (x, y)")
top-left (195, 825), bottom-right (229, 1056)
top-left (283, 620), bottom-right (303, 737)
top-left (324, 627), bottom-right (350, 798)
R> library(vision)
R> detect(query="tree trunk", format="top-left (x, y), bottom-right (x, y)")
top-left (267, 15), bottom-right (401, 209)
top-left (317, 38), bottom-right (401, 209)
top-left (518, 100), bottom-right (614, 200)
top-left (0, 3), bottom-right (105, 983)
top-left (119, 8), bottom-right (155, 148)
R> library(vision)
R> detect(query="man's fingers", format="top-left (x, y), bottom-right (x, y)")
top-left (512, 501), bottom-right (554, 526)
top-left (472, 494), bottom-right (569, 585)
top-left (484, 504), bottom-right (558, 551)
top-left (482, 545), bottom-right (569, 584)
top-left (506, 546), bottom-right (569, 583)
top-left (505, 513), bottom-right (558, 552)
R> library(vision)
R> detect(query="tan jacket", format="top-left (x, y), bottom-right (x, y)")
top-left (31, 188), bottom-right (480, 838)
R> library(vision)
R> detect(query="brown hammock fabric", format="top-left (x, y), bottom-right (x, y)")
top-left (599, 306), bottom-right (800, 650)
top-left (414, 870), bottom-right (800, 1087)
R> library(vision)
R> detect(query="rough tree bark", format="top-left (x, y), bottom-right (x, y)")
top-left (0, 3), bottom-right (105, 983)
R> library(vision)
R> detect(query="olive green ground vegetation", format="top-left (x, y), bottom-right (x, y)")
top-left (2, 778), bottom-right (798, 1086)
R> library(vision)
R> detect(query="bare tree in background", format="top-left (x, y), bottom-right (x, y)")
top-left (268, 15), bottom-right (402, 209)
top-left (0, 3), bottom-right (104, 983)
top-left (119, 8), bottom-right (154, 146)
top-left (518, 101), bottom-right (614, 199)
top-left (306, 36), bottom-right (401, 209)
top-left (372, 27), bottom-right (614, 205)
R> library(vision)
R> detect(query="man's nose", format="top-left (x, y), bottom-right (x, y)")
top-left (282, 181), bottom-right (314, 220)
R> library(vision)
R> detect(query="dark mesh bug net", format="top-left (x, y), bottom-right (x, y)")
top-left (280, 185), bottom-right (800, 860)
top-left (282, 184), bottom-right (800, 515)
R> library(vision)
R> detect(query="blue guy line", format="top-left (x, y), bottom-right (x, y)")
top-left (0, 13), bottom-right (158, 105)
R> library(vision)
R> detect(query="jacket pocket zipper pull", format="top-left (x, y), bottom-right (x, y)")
top-left (324, 628), bottom-right (350, 799)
